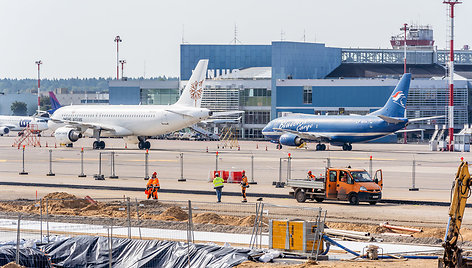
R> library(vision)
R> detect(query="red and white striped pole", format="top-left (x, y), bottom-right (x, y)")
top-left (114, 36), bottom-right (122, 80)
top-left (35, 60), bottom-right (42, 115)
top-left (444, 1), bottom-right (461, 151)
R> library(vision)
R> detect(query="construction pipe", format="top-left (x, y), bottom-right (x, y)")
top-left (324, 230), bottom-right (373, 241)
top-left (381, 232), bottom-right (413, 237)
top-left (326, 228), bottom-right (370, 236)
top-left (322, 235), bottom-right (360, 257)
top-left (380, 222), bottom-right (422, 233)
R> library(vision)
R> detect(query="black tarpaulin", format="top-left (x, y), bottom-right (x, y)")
top-left (42, 236), bottom-right (259, 268)
top-left (0, 246), bottom-right (51, 268)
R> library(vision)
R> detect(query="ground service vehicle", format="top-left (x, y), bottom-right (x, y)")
top-left (287, 168), bottom-right (383, 205)
top-left (439, 161), bottom-right (472, 268)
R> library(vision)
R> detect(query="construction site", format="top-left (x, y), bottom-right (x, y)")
top-left (0, 135), bottom-right (470, 267)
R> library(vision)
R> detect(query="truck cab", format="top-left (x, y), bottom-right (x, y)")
top-left (287, 167), bottom-right (383, 205)
top-left (326, 168), bottom-right (382, 205)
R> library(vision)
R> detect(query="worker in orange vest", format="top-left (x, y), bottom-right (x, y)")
top-left (307, 171), bottom-right (316, 180)
top-left (145, 172), bottom-right (160, 200)
top-left (241, 170), bottom-right (249, 203)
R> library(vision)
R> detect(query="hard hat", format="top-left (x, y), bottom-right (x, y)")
top-left (308, 171), bottom-right (312, 174)
top-left (215, 172), bottom-right (219, 176)
top-left (242, 170), bottom-right (245, 173)
top-left (153, 172), bottom-right (157, 176)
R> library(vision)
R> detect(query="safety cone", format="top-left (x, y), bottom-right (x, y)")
top-left (46, 142), bottom-right (48, 147)
top-left (256, 144), bottom-right (258, 149)
top-left (55, 143), bottom-right (57, 148)
top-left (238, 146), bottom-right (240, 151)
top-left (125, 143), bottom-right (127, 149)
top-left (265, 146), bottom-right (268, 151)
top-left (206, 147), bottom-right (208, 153)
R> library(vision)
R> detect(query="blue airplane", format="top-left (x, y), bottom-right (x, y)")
top-left (262, 73), bottom-right (440, 151)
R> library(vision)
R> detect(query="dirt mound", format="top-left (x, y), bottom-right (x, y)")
top-left (194, 213), bottom-right (224, 224)
top-left (43, 192), bottom-right (77, 200)
top-left (1, 262), bottom-right (26, 268)
top-left (237, 215), bottom-right (268, 227)
top-left (155, 206), bottom-right (188, 221)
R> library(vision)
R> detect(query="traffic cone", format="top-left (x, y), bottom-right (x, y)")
top-left (256, 144), bottom-right (258, 149)
top-left (55, 143), bottom-right (57, 148)
top-left (46, 142), bottom-right (48, 147)
top-left (125, 143), bottom-right (127, 149)
top-left (265, 146), bottom-right (268, 151)
top-left (206, 147), bottom-right (208, 153)
top-left (238, 146), bottom-right (240, 151)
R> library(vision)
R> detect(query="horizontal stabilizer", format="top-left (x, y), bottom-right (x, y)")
top-left (408, 115), bottom-right (445, 123)
top-left (395, 128), bottom-right (425, 133)
top-left (378, 115), bottom-right (403, 124)
top-left (210, 111), bottom-right (245, 117)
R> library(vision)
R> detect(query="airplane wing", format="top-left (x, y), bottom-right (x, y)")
top-left (202, 116), bottom-right (242, 124)
top-left (273, 128), bottom-right (331, 142)
top-left (408, 115), bottom-right (445, 123)
top-left (50, 118), bottom-right (115, 131)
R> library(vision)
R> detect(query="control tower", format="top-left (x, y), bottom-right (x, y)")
top-left (390, 25), bottom-right (434, 49)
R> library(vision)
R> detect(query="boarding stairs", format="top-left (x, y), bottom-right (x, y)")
top-left (12, 124), bottom-right (41, 148)
top-left (190, 125), bottom-right (219, 140)
top-left (219, 126), bottom-right (239, 149)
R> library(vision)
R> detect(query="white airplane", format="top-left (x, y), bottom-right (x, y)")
top-left (49, 59), bottom-right (214, 150)
top-left (0, 115), bottom-right (49, 136)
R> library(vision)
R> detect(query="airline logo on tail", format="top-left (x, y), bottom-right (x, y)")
top-left (392, 91), bottom-right (406, 108)
top-left (190, 80), bottom-right (204, 107)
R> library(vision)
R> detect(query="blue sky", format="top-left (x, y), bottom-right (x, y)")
top-left (0, 0), bottom-right (470, 78)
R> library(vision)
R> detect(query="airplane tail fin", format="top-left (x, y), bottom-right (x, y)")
top-left (48, 91), bottom-right (62, 114)
top-left (175, 59), bottom-right (208, 108)
top-left (369, 73), bottom-right (411, 118)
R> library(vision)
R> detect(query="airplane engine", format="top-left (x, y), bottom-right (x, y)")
top-left (279, 133), bottom-right (304, 147)
top-left (54, 127), bottom-right (82, 144)
top-left (0, 127), bottom-right (9, 135)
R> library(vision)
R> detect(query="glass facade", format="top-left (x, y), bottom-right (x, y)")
top-left (141, 88), bottom-right (179, 105)
top-left (244, 111), bottom-right (270, 125)
top-left (240, 88), bottom-right (271, 106)
top-left (303, 86), bottom-right (312, 104)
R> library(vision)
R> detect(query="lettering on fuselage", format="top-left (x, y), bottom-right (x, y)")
top-left (279, 120), bottom-right (314, 132)
top-left (19, 119), bottom-right (31, 127)
top-left (62, 117), bottom-right (83, 122)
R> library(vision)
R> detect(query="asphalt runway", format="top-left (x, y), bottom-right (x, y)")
top-left (0, 135), bottom-right (469, 228)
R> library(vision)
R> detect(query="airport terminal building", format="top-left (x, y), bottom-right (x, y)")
top-left (109, 40), bottom-right (472, 140)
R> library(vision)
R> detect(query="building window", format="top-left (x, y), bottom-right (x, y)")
top-left (303, 86), bottom-right (312, 104)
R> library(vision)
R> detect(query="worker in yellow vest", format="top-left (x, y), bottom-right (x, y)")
top-left (213, 172), bottom-right (224, 203)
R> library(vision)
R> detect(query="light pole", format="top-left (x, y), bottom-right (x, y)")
top-left (400, 23), bottom-right (408, 144)
top-left (114, 36), bottom-right (122, 80)
top-left (35, 60), bottom-right (42, 115)
top-left (119, 59), bottom-right (126, 80)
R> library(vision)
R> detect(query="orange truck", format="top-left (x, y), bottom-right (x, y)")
top-left (287, 168), bottom-right (383, 205)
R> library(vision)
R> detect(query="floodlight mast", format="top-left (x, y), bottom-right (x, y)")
top-left (114, 36), bottom-right (122, 80)
top-left (119, 59), bottom-right (126, 80)
top-left (443, 0), bottom-right (461, 151)
top-left (35, 60), bottom-right (42, 115)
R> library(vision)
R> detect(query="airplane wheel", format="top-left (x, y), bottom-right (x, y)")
top-left (316, 144), bottom-right (321, 151)
top-left (348, 144), bottom-right (352, 151)
top-left (138, 141), bottom-right (144, 150)
top-left (144, 141), bottom-right (151, 149)
top-left (99, 141), bottom-right (105, 149)
top-left (93, 141), bottom-right (99, 150)
top-left (321, 144), bottom-right (326, 151)
top-left (342, 144), bottom-right (348, 151)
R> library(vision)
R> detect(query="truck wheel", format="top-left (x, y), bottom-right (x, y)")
top-left (295, 190), bottom-right (307, 203)
top-left (369, 201), bottom-right (377, 205)
top-left (314, 197), bottom-right (324, 203)
top-left (348, 193), bottom-right (359, 205)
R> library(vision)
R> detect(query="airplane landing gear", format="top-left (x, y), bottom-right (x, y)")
top-left (315, 144), bottom-right (326, 151)
top-left (342, 143), bottom-right (352, 151)
top-left (138, 140), bottom-right (151, 150)
top-left (93, 141), bottom-right (105, 150)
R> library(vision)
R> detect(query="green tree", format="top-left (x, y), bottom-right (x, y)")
top-left (11, 101), bottom-right (27, 116)
top-left (40, 95), bottom-right (51, 111)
